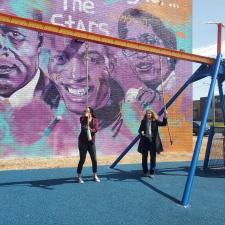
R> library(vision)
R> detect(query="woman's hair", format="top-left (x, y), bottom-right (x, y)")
top-left (88, 107), bottom-right (96, 118)
top-left (144, 109), bottom-right (158, 121)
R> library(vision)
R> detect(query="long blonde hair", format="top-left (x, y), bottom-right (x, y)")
top-left (144, 109), bottom-right (158, 121)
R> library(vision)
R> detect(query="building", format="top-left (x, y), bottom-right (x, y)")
top-left (193, 95), bottom-right (224, 122)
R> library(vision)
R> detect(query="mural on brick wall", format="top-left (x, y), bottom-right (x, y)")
top-left (0, 0), bottom-right (192, 158)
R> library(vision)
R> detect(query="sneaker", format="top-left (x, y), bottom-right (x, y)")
top-left (143, 173), bottom-right (148, 177)
top-left (149, 174), bottom-right (155, 179)
top-left (93, 175), bottom-right (100, 182)
top-left (77, 177), bottom-right (84, 184)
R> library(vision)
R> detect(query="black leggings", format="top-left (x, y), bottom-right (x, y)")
top-left (77, 141), bottom-right (97, 174)
top-left (142, 149), bottom-right (156, 174)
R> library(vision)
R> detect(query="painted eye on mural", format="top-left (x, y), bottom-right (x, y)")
top-left (7, 30), bottom-right (25, 42)
top-left (138, 33), bottom-right (163, 46)
top-left (122, 38), bottom-right (138, 57)
top-left (84, 52), bottom-right (103, 65)
top-left (122, 48), bottom-right (137, 57)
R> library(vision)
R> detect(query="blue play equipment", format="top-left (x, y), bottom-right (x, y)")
top-left (111, 54), bottom-right (225, 207)
top-left (111, 26), bottom-right (225, 207)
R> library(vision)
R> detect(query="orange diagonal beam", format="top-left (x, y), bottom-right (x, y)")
top-left (0, 12), bottom-right (214, 65)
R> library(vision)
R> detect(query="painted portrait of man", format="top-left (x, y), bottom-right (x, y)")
top-left (0, 0), bottom-right (53, 107)
top-left (44, 36), bottom-right (135, 154)
top-left (0, 1), bottom-right (56, 154)
top-left (118, 8), bottom-right (177, 111)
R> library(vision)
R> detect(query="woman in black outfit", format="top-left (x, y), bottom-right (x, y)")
top-left (138, 109), bottom-right (168, 178)
top-left (76, 107), bottom-right (100, 183)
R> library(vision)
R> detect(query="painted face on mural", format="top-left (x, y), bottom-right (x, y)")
top-left (0, 4), bottom-right (42, 98)
top-left (48, 38), bottom-right (111, 114)
top-left (0, 25), bottom-right (42, 97)
top-left (122, 19), bottom-right (171, 89)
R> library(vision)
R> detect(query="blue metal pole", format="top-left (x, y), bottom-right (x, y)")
top-left (110, 135), bottom-right (140, 168)
top-left (181, 54), bottom-right (222, 207)
top-left (110, 65), bottom-right (212, 169)
top-left (158, 77), bottom-right (192, 116)
top-left (203, 126), bottom-right (215, 170)
top-left (158, 64), bottom-right (212, 116)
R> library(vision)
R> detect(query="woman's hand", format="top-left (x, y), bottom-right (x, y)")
top-left (84, 112), bottom-right (91, 123)
top-left (137, 87), bottom-right (156, 106)
top-left (164, 110), bottom-right (168, 118)
top-left (141, 131), bottom-right (145, 136)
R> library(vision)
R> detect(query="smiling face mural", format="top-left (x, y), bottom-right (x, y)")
top-left (118, 8), bottom-right (176, 90)
top-left (48, 38), bottom-right (113, 114)
top-left (0, 0), bottom-right (192, 159)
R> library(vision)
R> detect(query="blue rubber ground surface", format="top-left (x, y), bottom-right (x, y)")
top-left (0, 162), bottom-right (224, 225)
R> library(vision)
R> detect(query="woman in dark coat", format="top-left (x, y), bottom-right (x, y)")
top-left (76, 107), bottom-right (100, 183)
top-left (138, 109), bottom-right (167, 178)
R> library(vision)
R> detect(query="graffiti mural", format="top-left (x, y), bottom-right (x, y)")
top-left (0, 0), bottom-right (192, 158)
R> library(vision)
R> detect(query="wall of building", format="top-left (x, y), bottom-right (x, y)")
top-left (194, 96), bottom-right (225, 122)
top-left (0, 0), bottom-right (192, 159)
top-left (193, 100), bottom-right (201, 121)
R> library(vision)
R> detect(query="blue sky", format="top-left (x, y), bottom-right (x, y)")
top-left (192, 0), bottom-right (225, 100)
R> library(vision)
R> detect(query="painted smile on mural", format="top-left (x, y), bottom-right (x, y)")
top-left (59, 77), bottom-right (94, 103)
top-left (0, 63), bottom-right (17, 75)
top-left (0, 58), bottom-right (18, 90)
top-left (65, 86), bottom-right (90, 98)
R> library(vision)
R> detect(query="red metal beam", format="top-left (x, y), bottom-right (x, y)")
top-left (0, 12), bottom-right (215, 65)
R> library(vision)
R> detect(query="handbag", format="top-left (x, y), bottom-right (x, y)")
top-left (137, 138), bottom-right (143, 154)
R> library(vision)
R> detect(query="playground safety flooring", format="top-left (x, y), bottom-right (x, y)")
top-left (0, 162), bottom-right (224, 225)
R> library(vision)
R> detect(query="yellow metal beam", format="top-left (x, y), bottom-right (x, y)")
top-left (0, 12), bottom-right (215, 65)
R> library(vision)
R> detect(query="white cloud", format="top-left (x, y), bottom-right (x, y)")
top-left (193, 41), bottom-right (225, 57)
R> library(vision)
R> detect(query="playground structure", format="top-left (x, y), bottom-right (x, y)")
top-left (0, 13), bottom-right (224, 207)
